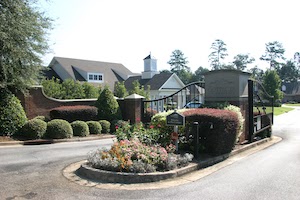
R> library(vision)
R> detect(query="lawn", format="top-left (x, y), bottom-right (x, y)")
top-left (284, 103), bottom-right (300, 107)
top-left (254, 106), bottom-right (294, 116)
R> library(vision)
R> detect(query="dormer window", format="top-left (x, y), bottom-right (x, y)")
top-left (88, 73), bottom-right (103, 83)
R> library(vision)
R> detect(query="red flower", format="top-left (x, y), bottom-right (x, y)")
top-left (115, 125), bottom-right (119, 130)
top-left (149, 125), bottom-right (154, 129)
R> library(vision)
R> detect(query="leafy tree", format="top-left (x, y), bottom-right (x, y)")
top-left (190, 66), bottom-right (209, 82)
top-left (96, 85), bottom-right (121, 122)
top-left (42, 78), bottom-right (63, 99)
top-left (232, 54), bottom-right (255, 70)
top-left (208, 39), bottom-right (228, 70)
top-left (82, 82), bottom-right (99, 99)
top-left (262, 70), bottom-right (283, 101)
top-left (167, 49), bottom-right (190, 72)
top-left (277, 60), bottom-right (299, 83)
top-left (0, 0), bottom-right (52, 94)
top-left (61, 79), bottom-right (84, 99)
top-left (114, 81), bottom-right (128, 98)
top-left (260, 41), bottom-right (285, 69)
top-left (167, 49), bottom-right (191, 84)
top-left (129, 80), bottom-right (150, 99)
top-left (249, 66), bottom-right (264, 81)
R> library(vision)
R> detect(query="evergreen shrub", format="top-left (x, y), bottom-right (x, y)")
top-left (45, 119), bottom-right (73, 139)
top-left (0, 92), bottom-right (27, 136)
top-left (86, 121), bottom-right (102, 134)
top-left (71, 121), bottom-right (89, 137)
top-left (19, 119), bottom-right (47, 139)
top-left (99, 120), bottom-right (110, 133)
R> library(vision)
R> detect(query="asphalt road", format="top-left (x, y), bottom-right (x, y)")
top-left (0, 107), bottom-right (300, 200)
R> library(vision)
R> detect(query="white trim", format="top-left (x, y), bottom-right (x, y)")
top-left (87, 72), bottom-right (104, 83)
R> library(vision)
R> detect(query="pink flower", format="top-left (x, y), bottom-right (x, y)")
top-left (149, 125), bottom-right (154, 129)
top-left (115, 125), bottom-right (119, 130)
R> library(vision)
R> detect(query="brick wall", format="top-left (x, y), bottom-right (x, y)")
top-left (17, 86), bottom-right (97, 119)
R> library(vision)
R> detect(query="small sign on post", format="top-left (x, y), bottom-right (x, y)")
top-left (166, 111), bottom-right (185, 126)
top-left (166, 110), bottom-right (185, 153)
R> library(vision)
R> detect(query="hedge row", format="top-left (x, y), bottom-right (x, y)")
top-left (50, 105), bottom-right (98, 122)
top-left (17, 118), bottom-right (110, 140)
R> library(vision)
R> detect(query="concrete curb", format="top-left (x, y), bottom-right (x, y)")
top-left (0, 134), bottom-right (115, 146)
top-left (73, 136), bottom-right (280, 185)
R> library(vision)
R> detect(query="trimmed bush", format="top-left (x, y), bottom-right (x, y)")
top-left (33, 115), bottom-right (50, 122)
top-left (71, 121), bottom-right (89, 137)
top-left (224, 105), bottom-right (244, 142)
top-left (45, 119), bottom-right (73, 139)
top-left (0, 92), bottom-right (27, 136)
top-left (50, 105), bottom-right (98, 122)
top-left (19, 119), bottom-right (47, 139)
top-left (87, 121), bottom-right (102, 134)
top-left (95, 86), bottom-right (121, 122)
top-left (183, 108), bottom-right (239, 156)
top-left (99, 120), bottom-right (110, 133)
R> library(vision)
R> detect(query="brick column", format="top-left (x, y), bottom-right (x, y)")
top-left (121, 94), bottom-right (145, 124)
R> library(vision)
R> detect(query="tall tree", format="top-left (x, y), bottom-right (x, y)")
top-left (167, 49), bottom-right (191, 84)
top-left (232, 54), bottom-right (255, 70)
top-left (114, 81), bottom-right (128, 98)
top-left (0, 0), bottom-right (52, 94)
top-left (190, 66), bottom-right (209, 82)
top-left (262, 70), bottom-right (283, 101)
top-left (260, 41), bottom-right (285, 69)
top-left (208, 39), bottom-right (228, 70)
top-left (249, 66), bottom-right (264, 81)
top-left (277, 60), bottom-right (299, 83)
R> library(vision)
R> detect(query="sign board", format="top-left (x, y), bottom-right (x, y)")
top-left (166, 111), bottom-right (185, 126)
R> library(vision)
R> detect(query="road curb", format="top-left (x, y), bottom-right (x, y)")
top-left (0, 134), bottom-right (116, 146)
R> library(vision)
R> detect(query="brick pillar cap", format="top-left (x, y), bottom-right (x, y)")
top-left (125, 94), bottom-right (145, 99)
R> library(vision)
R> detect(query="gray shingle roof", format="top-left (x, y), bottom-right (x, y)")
top-left (48, 57), bottom-right (137, 90)
top-left (124, 72), bottom-right (174, 91)
top-left (282, 82), bottom-right (300, 95)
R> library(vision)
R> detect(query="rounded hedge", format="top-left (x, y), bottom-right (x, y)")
top-left (33, 115), bottom-right (50, 122)
top-left (45, 119), bottom-right (73, 139)
top-left (20, 119), bottom-right (47, 139)
top-left (71, 121), bottom-right (90, 137)
top-left (99, 120), bottom-right (110, 133)
top-left (0, 92), bottom-right (27, 136)
top-left (86, 121), bottom-right (102, 134)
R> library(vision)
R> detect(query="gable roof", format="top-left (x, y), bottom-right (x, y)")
top-left (48, 57), bottom-right (138, 90)
top-left (124, 72), bottom-right (183, 91)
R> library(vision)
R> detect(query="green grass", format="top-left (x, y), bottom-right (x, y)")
top-left (254, 106), bottom-right (294, 116)
top-left (284, 103), bottom-right (300, 107)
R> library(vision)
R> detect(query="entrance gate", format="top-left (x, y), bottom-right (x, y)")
top-left (248, 79), bottom-right (274, 142)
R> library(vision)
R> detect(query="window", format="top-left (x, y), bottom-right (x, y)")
top-left (88, 73), bottom-right (103, 82)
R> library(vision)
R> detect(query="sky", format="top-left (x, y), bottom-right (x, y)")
top-left (40, 0), bottom-right (300, 73)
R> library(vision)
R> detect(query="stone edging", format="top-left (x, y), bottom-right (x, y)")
top-left (75, 136), bottom-right (280, 184)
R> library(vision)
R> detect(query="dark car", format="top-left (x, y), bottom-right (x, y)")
top-left (184, 102), bottom-right (203, 108)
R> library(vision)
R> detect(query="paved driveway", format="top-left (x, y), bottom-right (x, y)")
top-left (1, 107), bottom-right (300, 199)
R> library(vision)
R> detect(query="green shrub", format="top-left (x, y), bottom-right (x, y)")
top-left (33, 115), bottom-right (50, 122)
top-left (0, 92), bottom-right (27, 136)
top-left (224, 105), bottom-right (244, 142)
top-left (110, 120), bottom-right (130, 133)
top-left (86, 121), bottom-right (102, 134)
top-left (19, 119), bottom-right (47, 139)
top-left (45, 119), bottom-right (73, 139)
top-left (183, 108), bottom-right (239, 156)
top-left (99, 120), bottom-right (110, 133)
top-left (95, 85), bottom-right (121, 122)
top-left (71, 121), bottom-right (89, 137)
top-left (50, 105), bottom-right (98, 122)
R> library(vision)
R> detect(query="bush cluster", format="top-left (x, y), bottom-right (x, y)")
top-left (183, 108), bottom-right (239, 156)
top-left (71, 121), bottom-right (90, 137)
top-left (87, 121), bottom-right (102, 134)
top-left (88, 138), bottom-right (193, 173)
top-left (19, 119), bottom-right (47, 139)
top-left (50, 105), bottom-right (98, 122)
top-left (45, 119), bottom-right (73, 139)
top-left (99, 120), bottom-right (110, 133)
top-left (0, 92), bottom-right (27, 136)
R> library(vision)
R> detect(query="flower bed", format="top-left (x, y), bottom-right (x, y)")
top-left (87, 138), bottom-right (193, 173)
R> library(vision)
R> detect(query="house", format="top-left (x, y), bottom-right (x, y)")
top-left (43, 57), bottom-right (138, 91)
top-left (281, 82), bottom-right (300, 103)
top-left (124, 54), bottom-right (189, 110)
